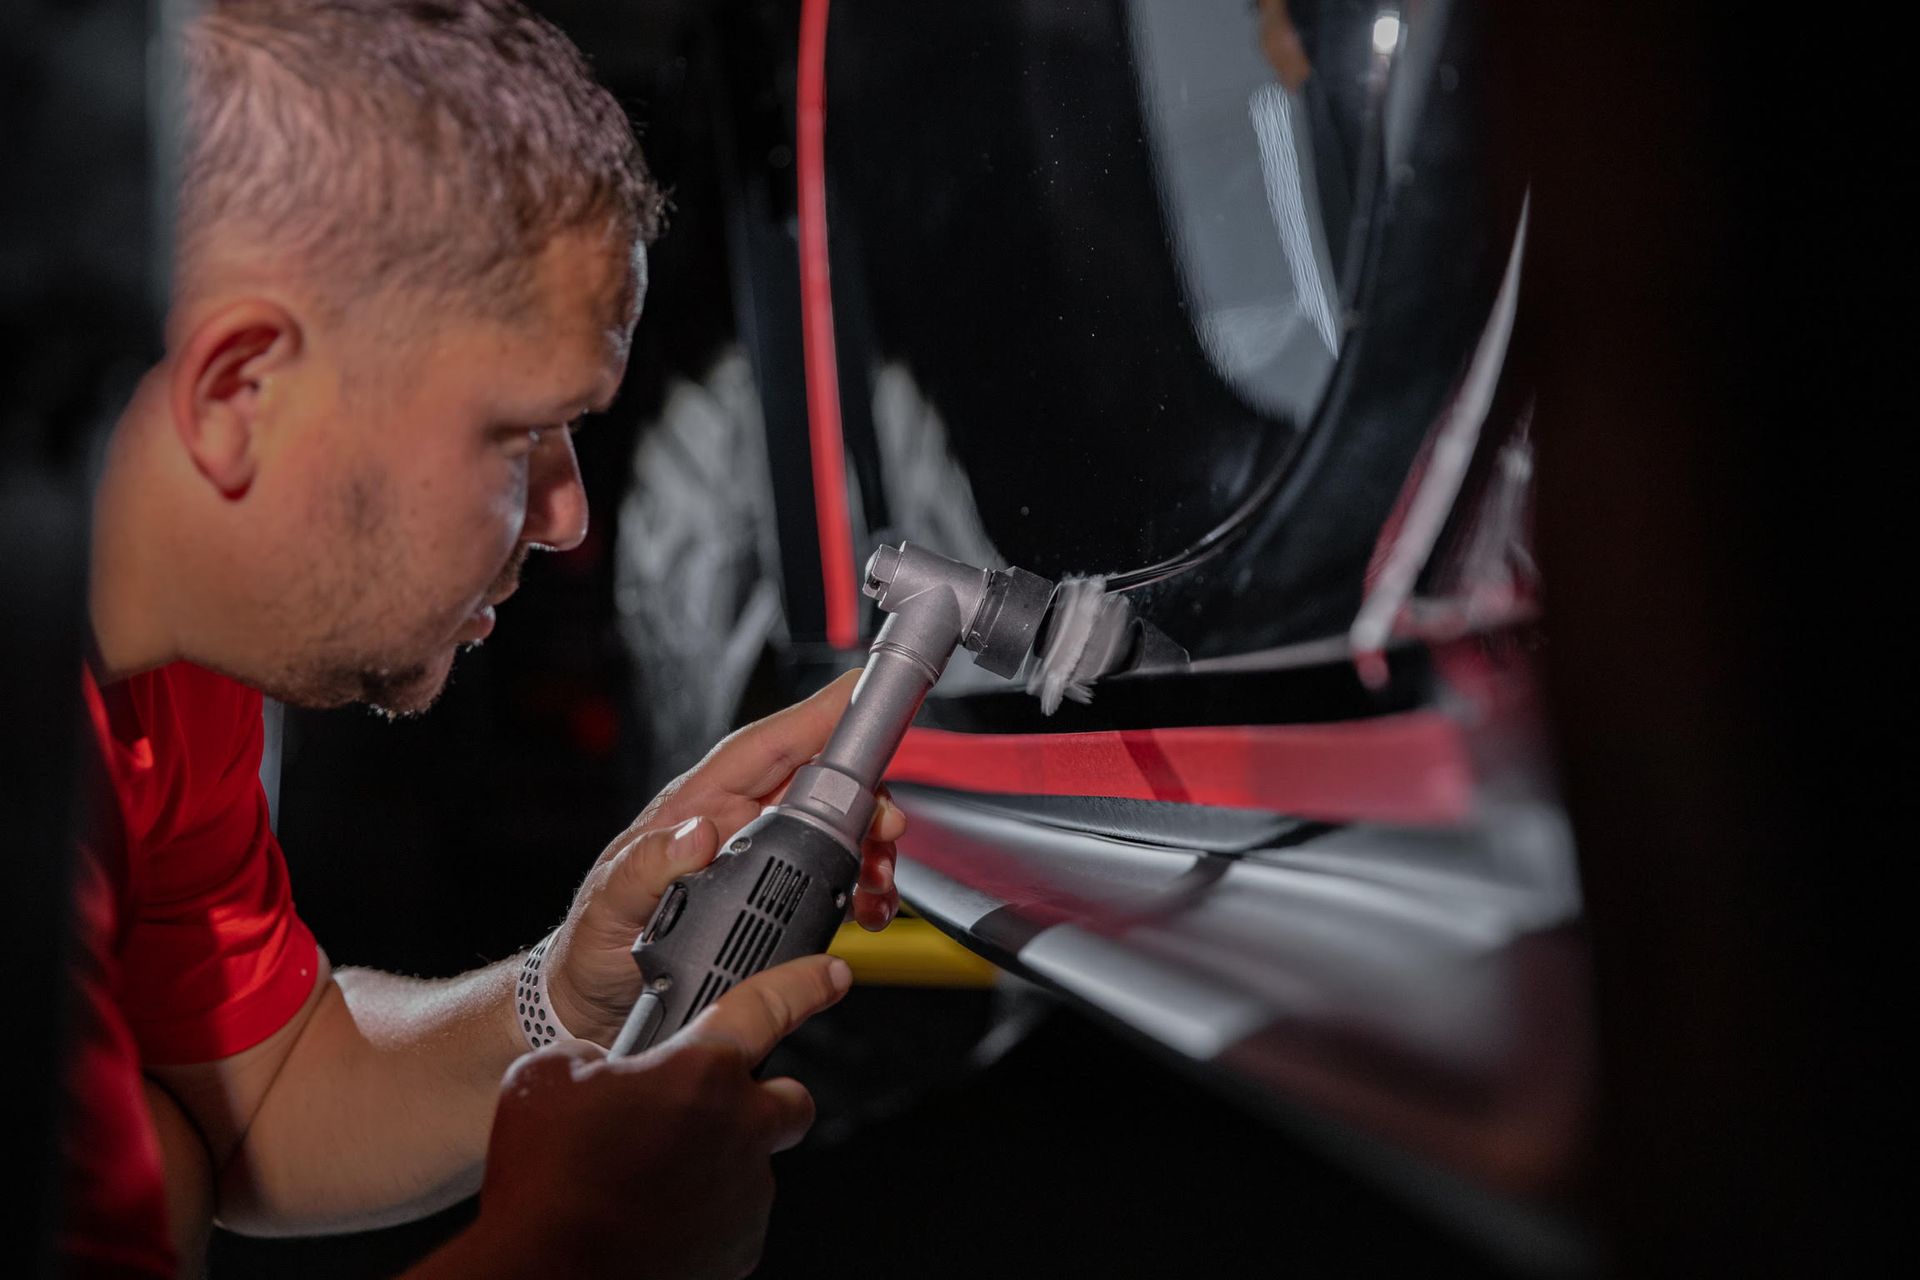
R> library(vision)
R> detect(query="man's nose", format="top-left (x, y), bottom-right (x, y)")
top-left (522, 428), bottom-right (589, 552)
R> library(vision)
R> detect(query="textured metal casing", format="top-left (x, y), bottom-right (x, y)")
top-left (628, 811), bottom-right (860, 1038)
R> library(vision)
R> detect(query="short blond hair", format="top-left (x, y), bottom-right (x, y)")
top-left (177, 0), bottom-right (663, 314)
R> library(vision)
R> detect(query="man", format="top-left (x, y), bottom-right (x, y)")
top-left (66, 2), bottom-right (904, 1276)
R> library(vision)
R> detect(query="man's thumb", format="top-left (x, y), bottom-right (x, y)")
top-left (603, 816), bottom-right (718, 921)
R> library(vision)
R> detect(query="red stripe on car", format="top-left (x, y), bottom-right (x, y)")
top-left (797, 0), bottom-right (859, 648)
top-left (886, 714), bottom-right (1475, 826)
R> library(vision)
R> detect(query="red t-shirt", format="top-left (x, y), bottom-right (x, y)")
top-left (63, 662), bottom-right (321, 1277)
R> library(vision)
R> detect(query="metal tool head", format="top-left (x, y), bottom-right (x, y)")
top-left (861, 543), bottom-right (1056, 678)
top-left (861, 542), bottom-right (1187, 715)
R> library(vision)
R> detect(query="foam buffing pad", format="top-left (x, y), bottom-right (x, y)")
top-left (1025, 576), bottom-right (1135, 714)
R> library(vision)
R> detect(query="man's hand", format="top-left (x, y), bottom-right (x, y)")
top-left (415, 955), bottom-right (852, 1280)
top-left (547, 670), bottom-right (907, 1044)
top-left (146, 676), bottom-right (904, 1242)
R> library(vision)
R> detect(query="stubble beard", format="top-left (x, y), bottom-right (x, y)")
top-left (258, 451), bottom-right (533, 718)
top-left (316, 543), bottom-right (531, 719)
top-left (264, 633), bottom-right (446, 720)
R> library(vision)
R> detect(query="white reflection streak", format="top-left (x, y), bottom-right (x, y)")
top-left (1348, 197), bottom-right (1530, 663)
top-left (1249, 84), bottom-right (1340, 357)
top-left (1373, 12), bottom-right (1403, 57)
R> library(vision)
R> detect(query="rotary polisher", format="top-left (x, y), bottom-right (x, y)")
top-left (609, 541), bottom-right (1184, 1056)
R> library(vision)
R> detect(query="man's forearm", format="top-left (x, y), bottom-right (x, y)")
top-left (215, 960), bottom-right (526, 1236)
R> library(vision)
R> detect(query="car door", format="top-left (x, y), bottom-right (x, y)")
top-left (612, 0), bottom-right (1587, 1265)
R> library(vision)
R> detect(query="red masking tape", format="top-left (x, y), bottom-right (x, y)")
top-left (886, 714), bottom-right (1475, 826)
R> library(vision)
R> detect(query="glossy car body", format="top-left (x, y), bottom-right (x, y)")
top-left (610, 0), bottom-right (1583, 1266)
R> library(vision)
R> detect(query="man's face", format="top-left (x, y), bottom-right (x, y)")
top-left (255, 227), bottom-right (641, 716)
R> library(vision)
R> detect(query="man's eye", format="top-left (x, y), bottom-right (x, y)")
top-left (498, 416), bottom-right (583, 455)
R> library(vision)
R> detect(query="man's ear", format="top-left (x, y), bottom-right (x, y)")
top-left (169, 300), bottom-right (304, 499)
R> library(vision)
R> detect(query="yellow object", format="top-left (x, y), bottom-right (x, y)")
top-left (827, 917), bottom-right (999, 987)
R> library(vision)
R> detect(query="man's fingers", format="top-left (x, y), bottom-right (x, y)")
top-left (868, 787), bottom-right (907, 842)
top-left (501, 1038), bottom-right (606, 1093)
top-left (708, 795), bottom-right (770, 844)
top-left (756, 1077), bottom-right (817, 1153)
top-left (676, 954), bottom-right (853, 1065)
top-left (684, 670), bottom-right (860, 800)
top-left (853, 839), bottom-right (898, 931)
top-left (857, 789), bottom-right (905, 928)
top-left (601, 817), bottom-right (719, 923)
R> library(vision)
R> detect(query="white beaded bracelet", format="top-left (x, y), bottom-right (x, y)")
top-left (514, 931), bottom-right (574, 1051)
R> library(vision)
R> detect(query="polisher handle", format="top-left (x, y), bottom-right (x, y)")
top-left (612, 811), bottom-right (859, 1056)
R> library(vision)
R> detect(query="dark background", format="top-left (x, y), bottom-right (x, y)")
top-left (5, 0), bottom-right (1900, 1275)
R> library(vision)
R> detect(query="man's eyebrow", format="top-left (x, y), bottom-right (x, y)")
top-left (543, 375), bottom-right (620, 422)
top-left (582, 373), bottom-right (623, 415)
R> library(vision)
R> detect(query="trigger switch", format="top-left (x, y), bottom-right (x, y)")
top-left (643, 883), bottom-right (688, 943)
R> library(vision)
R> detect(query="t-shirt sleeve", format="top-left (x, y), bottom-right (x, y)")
top-left (120, 665), bottom-right (320, 1065)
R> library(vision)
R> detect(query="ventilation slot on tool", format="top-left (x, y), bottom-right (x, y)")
top-left (749, 856), bottom-right (812, 924)
top-left (682, 970), bottom-right (732, 1028)
top-left (684, 859), bottom-right (818, 1030)
top-left (716, 911), bottom-right (780, 975)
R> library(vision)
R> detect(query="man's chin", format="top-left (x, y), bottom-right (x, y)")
top-left (357, 648), bottom-right (461, 719)
top-left (273, 645), bottom-right (459, 719)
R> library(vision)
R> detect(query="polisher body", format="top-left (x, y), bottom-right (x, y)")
top-left (611, 543), bottom-right (1057, 1056)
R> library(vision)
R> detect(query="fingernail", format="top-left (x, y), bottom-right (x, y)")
top-left (828, 957), bottom-right (853, 993)
top-left (671, 817), bottom-right (704, 846)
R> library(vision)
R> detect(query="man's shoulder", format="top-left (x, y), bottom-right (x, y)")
top-left (106, 662), bottom-right (268, 789)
